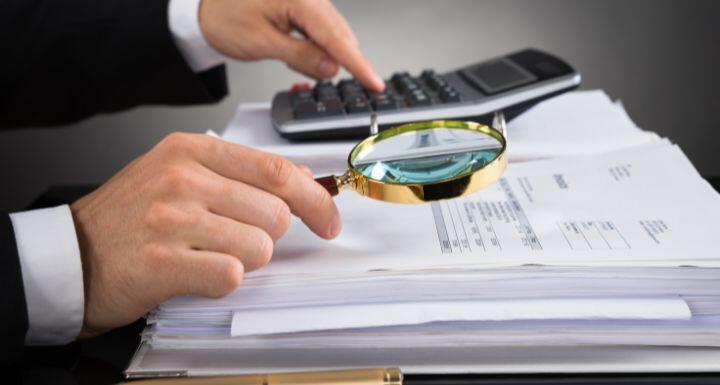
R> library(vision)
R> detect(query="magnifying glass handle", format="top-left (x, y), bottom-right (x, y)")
top-left (315, 176), bottom-right (339, 196)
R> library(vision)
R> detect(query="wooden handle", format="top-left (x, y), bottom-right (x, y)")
top-left (315, 175), bottom-right (339, 196)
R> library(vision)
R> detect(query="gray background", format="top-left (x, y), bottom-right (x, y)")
top-left (2, 0), bottom-right (718, 211)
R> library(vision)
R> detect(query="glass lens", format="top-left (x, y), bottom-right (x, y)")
top-left (351, 127), bottom-right (503, 184)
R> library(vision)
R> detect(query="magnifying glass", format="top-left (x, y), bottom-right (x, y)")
top-left (314, 112), bottom-right (508, 204)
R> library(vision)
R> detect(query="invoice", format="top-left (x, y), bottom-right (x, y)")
top-left (254, 141), bottom-right (720, 278)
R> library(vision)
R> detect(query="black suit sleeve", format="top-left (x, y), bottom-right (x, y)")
top-left (0, 214), bottom-right (28, 364)
top-left (0, 0), bottom-right (228, 129)
top-left (0, 0), bottom-right (230, 364)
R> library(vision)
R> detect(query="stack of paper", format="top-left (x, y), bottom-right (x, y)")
top-left (126, 91), bottom-right (720, 377)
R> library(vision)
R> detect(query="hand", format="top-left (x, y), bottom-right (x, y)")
top-left (70, 133), bottom-right (340, 338)
top-left (198, 0), bottom-right (385, 91)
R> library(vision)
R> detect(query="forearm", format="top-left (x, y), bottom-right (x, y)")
top-left (0, 0), bottom-right (227, 129)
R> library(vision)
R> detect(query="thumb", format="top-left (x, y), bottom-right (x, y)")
top-left (267, 30), bottom-right (339, 80)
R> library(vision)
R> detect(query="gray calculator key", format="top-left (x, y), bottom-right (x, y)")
top-left (294, 100), bottom-right (345, 119)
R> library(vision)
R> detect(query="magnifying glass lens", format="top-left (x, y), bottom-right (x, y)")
top-left (351, 128), bottom-right (503, 184)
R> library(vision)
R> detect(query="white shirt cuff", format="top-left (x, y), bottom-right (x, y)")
top-left (10, 205), bottom-right (84, 345)
top-left (168, 0), bottom-right (226, 72)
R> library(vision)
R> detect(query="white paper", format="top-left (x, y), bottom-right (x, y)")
top-left (230, 297), bottom-right (690, 336)
top-left (232, 142), bottom-right (720, 281)
top-left (220, 91), bottom-right (659, 174)
top-left (506, 90), bottom-right (659, 161)
top-left (126, 90), bottom-right (720, 379)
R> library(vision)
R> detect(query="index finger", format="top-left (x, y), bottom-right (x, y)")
top-left (197, 138), bottom-right (341, 240)
top-left (291, 1), bottom-right (385, 91)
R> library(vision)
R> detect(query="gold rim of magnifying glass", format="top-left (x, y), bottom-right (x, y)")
top-left (336, 120), bottom-right (507, 204)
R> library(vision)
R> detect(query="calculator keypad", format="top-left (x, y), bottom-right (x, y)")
top-left (291, 71), bottom-right (462, 120)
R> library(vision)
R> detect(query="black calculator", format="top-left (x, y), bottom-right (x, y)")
top-left (271, 48), bottom-right (581, 140)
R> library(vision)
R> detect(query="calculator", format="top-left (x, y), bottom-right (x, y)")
top-left (271, 48), bottom-right (581, 140)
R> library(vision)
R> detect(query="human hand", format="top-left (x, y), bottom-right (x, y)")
top-left (198, 0), bottom-right (385, 91)
top-left (70, 133), bottom-right (339, 338)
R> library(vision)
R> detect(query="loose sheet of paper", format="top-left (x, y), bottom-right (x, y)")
top-left (230, 297), bottom-right (691, 336)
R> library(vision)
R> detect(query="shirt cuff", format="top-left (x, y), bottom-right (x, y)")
top-left (168, 0), bottom-right (226, 72)
top-left (10, 205), bottom-right (84, 345)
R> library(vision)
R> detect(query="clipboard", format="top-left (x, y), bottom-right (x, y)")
top-left (125, 341), bottom-right (720, 379)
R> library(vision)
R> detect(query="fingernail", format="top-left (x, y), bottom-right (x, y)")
top-left (318, 59), bottom-right (336, 77)
top-left (329, 213), bottom-right (342, 238)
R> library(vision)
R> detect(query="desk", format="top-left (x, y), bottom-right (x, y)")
top-left (8, 182), bottom-right (720, 385)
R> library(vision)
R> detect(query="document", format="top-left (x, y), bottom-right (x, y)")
top-left (246, 142), bottom-right (720, 280)
top-left (151, 140), bottom-right (720, 344)
top-left (127, 90), bottom-right (720, 378)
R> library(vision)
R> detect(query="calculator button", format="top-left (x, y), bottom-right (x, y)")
top-left (427, 76), bottom-right (448, 91)
top-left (408, 97), bottom-right (432, 107)
top-left (339, 79), bottom-right (362, 94)
top-left (317, 93), bottom-right (342, 103)
top-left (291, 89), bottom-right (314, 107)
top-left (390, 72), bottom-right (410, 85)
top-left (439, 86), bottom-right (462, 103)
top-left (406, 89), bottom-right (433, 107)
top-left (421, 69), bottom-right (435, 78)
top-left (346, 97), bottom-right (372, 114)
top-left (372, 99), bottom-right (398, 111)
top-left (341, 88), bottom-right (364, 100)
top-left (294, 100), bottom-right (345, 119)
top-left (338, 78), bottom-right (359, 89)
top-left (315, 88), bottom-right (340, 102)
top-left (440, 91), bottom-right (461, 103)
top-left (341, 89), bottom-right (363, 99)
top-left (345, 94), bottom-right (367, 103)
top-left (396, 79), bottom-right (419, 94)
top-left (314, 80), bottom-right (334, 90)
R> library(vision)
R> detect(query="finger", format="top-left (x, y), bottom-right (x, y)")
top-left (265, 28), bottom-right (339, 79)
top-left (170, 249), bottom-right (245, 298)
top-left (204, 175), bottom-right (292, 241)
top-left (195, 139), bottom-right (341, 239)
top-left (289, 0), bottom-right (384, 91)
top-left (297, 164), bottom-right (313, 178)
top-left (188, 212), bottom-right (274, 272)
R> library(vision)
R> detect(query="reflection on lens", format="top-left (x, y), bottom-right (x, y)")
top-left (352, 128), bottom-right (503, 184)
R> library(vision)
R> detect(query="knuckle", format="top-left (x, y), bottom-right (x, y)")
top-left (142, 242), bottom-right (174, 269)
top-left (160, 132), bottom-right (193, 151)
top-left (159, 132), bottom-right (207, 158)
top-left (263, 155), bottom-right (294, 188)
top-left (248, 231), bottom-right (274, 271)
top-left (145, 203), bottom-right (177, 230)
top-left (145, 202), bottom-right (195, 231)
top-left (213, 259), bottom-right (244, 297)
top-left (270, 200), bottom-right (291, 239)
top-left (160, 166), bottom-right (203, 193)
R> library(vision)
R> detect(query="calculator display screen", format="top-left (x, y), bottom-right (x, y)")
top-left (461, 59), bottom-right (537, 95)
